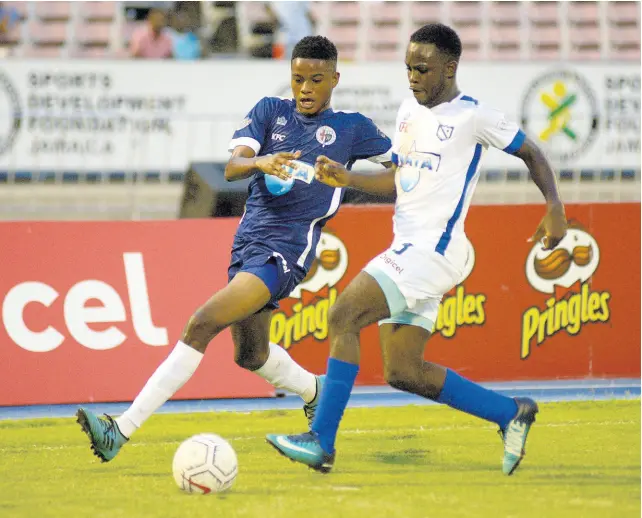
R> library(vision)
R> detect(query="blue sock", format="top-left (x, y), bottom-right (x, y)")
top-left (311, 358), bottom-right (359, 453)
top-left (437, 369), bottom-right (518, 430)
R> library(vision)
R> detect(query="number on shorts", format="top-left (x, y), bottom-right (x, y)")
top-left (392, 242), bottom-right (413, 255)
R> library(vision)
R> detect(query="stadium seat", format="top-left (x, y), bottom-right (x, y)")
top-left (20, 46), bottom-right (63, 58)
top-left (450, 1), bottom-right (482, 25)
top-left (35, 1), bottom-right (72, 21)
top-left (79, 1), bottom-right (117, 21)
top-left (569, 25), bottom-right (601, 59)
top-left (489, 26), bottom-right (521, 59)
top-left (70, 46), bottom-right (111, 58)
top-left (530, 26), bottom-right (561, 59)
top-left (610, 25), bottom-right (642, 57)
top-left (568, 1), bottom-right (600, 26)
top-left (368, 24), bottom-right (401, 47)
top-left (410, 1), bottom-right (442, 26)
top-left (329, 1), bottom-right (361, 24)
top-left (607, 1), bottom-right (640, 26)
top-left (488, 1), bottom-right (521, 26)
top-left (456, 24), bottom-right (482, 53)
top-left (75, 22), bottom-right (112, 46)
top-left (527, 1), bottom-right (559, 26)
top-left (370, 1), bottom-right (403, 25)
top-left (365, 46), bottom-right (400, 61)
top-left (29, 21), bottom-right (68, 45)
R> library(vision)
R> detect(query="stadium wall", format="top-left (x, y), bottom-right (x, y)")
top-left (0, 203), bottom-right (639, 406)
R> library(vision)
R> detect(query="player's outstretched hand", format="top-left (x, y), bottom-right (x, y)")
top-left (315, 155), bottom-right (350, 188)
top-left (256, 151), bottom-right (302, 180)
top-left (529, 203), bottom-right (568, 250)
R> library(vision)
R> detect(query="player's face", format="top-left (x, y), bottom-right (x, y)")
top-left (291, 58), bottom-right (339, 116)
top-left (405, 42), bottom-right (456, 108)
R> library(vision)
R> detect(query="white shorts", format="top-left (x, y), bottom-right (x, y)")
top-left (363, 241), bottom-right (466, 332)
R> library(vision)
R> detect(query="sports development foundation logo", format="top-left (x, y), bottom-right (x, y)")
top-left (0, 70), bottom-right (22, 155)
top-left (434, 238), bottom-right (486, 338)
top-left (270, 231), bottom-right (348, 350)
top-left (521, 222), bottom-right (611, 359)
top-left (520, 70), bottom-right (599, 162)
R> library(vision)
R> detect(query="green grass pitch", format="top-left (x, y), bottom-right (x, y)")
top-left (0, 400), bottom-right (639, 518)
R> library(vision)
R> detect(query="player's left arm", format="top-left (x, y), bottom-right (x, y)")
top-left (476, 105), bottom-right (567, 250)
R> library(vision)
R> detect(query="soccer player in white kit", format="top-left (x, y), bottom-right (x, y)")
top-left (267, 23), bottom-right (568, 476)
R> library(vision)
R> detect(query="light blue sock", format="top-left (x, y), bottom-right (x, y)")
top-left (311, 358), bottom-right (358, 453)
top-left (437, 369), bottom-right (518, 430)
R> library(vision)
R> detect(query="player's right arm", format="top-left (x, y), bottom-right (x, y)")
top-left (314, 155), bottom-right (397, 194)
top-left (225, 146), bottom-right (300, 182)
top-left (225, 96), bottom-right (300, 182)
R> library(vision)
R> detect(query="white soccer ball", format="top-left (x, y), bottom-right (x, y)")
top-left (172, 433), bottom-right (238, 494)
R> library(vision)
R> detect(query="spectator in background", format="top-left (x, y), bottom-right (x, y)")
top-left (266, 1), bottom-right (314, 60)
top-left (130, 8), bottom-right (173, 59)
top-left (168, 5), bottom-right (202, 60)
top-left (0, 2), bottom-right (19, 56)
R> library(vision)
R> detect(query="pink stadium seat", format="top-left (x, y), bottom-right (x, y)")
top-left (79, 2), bottom-right (116, 21)
top-left (450, 1), bottom-right (482, 25)
top-left (528, 1), bottom-right (559, 26)
top-left (20, 46), bottom-right (63, 58)
top-left (410, 2), bottom-right (442, 25)
top-left (489, 25), bottom-right (521, 50)
top-left (489, 1), bottom-right (521, 26)
top-left (369, 25), bottom-right (401, 47)
top-left (35, 2), bottom-right (71, 21)
top-left (607, 1), bottom-right (640, 26)
top-left (329, 2), bottom-right (361, 24)
top-left (327, 25), bottom-right (359, 47)
top-left (610, 25), bottom-right (642, 48)
top-left (530, 26), bottom-right (561, 59)
top-left (569, 25), bottom-right (601, 48)
top-left (456, 24), bottom-right (481, 49)
top-left (370, 1), bottom-right (403, 25)
top-left (75, 22), bottom-right (112, 46)
top-left (29, 21), bottom-right (68, 45)
top-left (366, 47), bottom-right (400, 61)
top-left (70, 47), bottom-right (111, 58)
top-left (568, 1), bottom-right (600, 26)
top-left (609, 46), bottom-right (641, 60)
top-left (489, 46), bottom-right (522, 60)
top-left (569, 47), bottom-right (602, 60)
top-left (461, 45), bottom-right (481, 60)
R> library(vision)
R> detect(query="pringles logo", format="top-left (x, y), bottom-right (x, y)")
top-left (435, 238), bottom-right (487, 338)
top-left (270, 231), bottom-right (348, 349)
top-left (521, 222), bottom-right (611, 359)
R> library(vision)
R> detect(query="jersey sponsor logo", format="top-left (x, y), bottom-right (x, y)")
top-left (434, 237), bottom-right (487, 338)
top-left (270, 231), bottom-right (348, 350)
top-left (521, 221), bottom-right (611, 359)
top-left (276, 116), bottom-right (287, 126)
top-left (520, 70), bottom-right (599, 162)
top-left (236, 117), bottom-right (251, 130)
top-left (272, 132), bottom-right (286, 141)
top-left (316, 126), bottom-right (336, 147)
top-left (436, 124), bottom-right (454, 141)
top-left (397, 144), bottom-right (442, 192)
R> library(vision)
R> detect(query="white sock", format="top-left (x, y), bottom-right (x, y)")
top-left (255, 342), bottom-right (318, 403)
top-left (116, 341), bottom-right (203, 438)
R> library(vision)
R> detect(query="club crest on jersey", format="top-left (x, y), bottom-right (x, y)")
top-left (436, 125), bottom-right (454, 141)
top-left (237, 117), bottom-right (251, 130)
top-left (316, 126), bottom-right (336, 147)
top-left (276, 116), bottom-right (287, 126)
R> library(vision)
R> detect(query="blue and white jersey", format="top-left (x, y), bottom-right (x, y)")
top-left (228, 96), bottom-right (391, 270)
top-left (391, 94), bottom-right (525, 262)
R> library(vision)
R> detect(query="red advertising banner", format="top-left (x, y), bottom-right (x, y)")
top-left (0, 204), bottom-right (639, 406)
top-left (274, 203), bottom-right (641, 384)
top-left (0, 220), bottom-right (273, 406)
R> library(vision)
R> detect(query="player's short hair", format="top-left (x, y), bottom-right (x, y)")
top-left (410, 23), bottom-right (462, 61)
top-left (292, 36), bottom-right (338, 62)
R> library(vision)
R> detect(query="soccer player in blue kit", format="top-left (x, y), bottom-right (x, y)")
top-left (76, 36), bottom-right (392, 462)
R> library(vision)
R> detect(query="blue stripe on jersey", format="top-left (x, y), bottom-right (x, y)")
top-left (435, 143), bottom-right (483, 256)
top-left (461, 95), bottom-right (479, 105)
top-left (503, 129), bottom-right (526, 154)
top-left (391, 152), bottom-right (399, 165)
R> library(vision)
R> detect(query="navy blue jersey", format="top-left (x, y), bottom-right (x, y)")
top-left (228, 97), bottom-right (391, 271)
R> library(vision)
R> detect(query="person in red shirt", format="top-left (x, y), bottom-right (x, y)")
top-left (130, 8), bottom-right (173, 59)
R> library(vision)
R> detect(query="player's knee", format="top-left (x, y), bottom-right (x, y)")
top-left (328, 301), bottom-right (358, 333)
top-left (233, 345), bottom-right (268, 371)
top-left (182, 310), bottom-right (224, 353)
top-left (384, 365), bottom-right (413, 393)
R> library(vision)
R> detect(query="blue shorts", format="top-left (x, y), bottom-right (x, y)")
top-left (227, 240), bottom-right (306, 310)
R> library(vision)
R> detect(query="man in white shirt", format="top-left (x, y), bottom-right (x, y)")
top-left (267, 23), bottom-right (568, 476)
